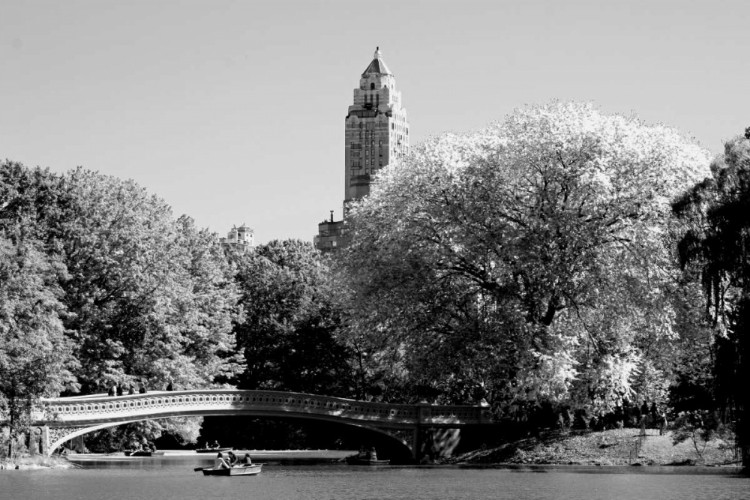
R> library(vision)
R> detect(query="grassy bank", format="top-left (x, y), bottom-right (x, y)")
top-left (0, 455), bottom-right (74, 470)
top-left (445, 428), bottom-right (740, 467)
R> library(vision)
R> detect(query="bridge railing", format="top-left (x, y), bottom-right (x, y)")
top-left (38, 389), bottom-right (492, 427)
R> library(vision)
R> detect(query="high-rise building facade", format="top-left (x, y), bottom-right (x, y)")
top-left (315, 48), bottom-right (410, 252)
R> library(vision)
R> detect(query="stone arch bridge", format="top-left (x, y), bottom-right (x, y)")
top-left (31, 390), bottom-right (493, 461)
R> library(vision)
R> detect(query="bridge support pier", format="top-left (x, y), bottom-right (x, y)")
top-left (26, 427), bottom-right (43, 455)
top-left (39, 426), bottom-right (49, 456)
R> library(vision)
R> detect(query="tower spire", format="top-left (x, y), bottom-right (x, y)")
top-left (362, 47), bottom-right (391, 76)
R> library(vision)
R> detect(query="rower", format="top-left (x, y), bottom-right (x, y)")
top-left (215, 452), bottom-right (230, 469)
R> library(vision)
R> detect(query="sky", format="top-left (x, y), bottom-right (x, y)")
top-left (1, 0), bottom-right (748, 244)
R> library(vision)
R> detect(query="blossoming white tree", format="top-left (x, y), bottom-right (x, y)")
top-left (339, 101), bottom-right (711, 414)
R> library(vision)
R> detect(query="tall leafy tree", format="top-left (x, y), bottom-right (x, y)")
top-left (0, 162), bottom-right (242, 394)
top-left (54, 168), bottom-right (242, 392)
top-left (0, 236), bottom-right (77, 453)
top-left (232, 240), bottom-right (353, 396)
top-left (340, 102), bottom-right (711, 413)
top-left (673, 128), bottom-right (750, 466)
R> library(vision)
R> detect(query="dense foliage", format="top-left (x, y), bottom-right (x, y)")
top-left (339, 102), bottom-right (712, 419)
top-left (0, 163), bottom-right (243, 445)
top-left (2, 105), bottom-right (748, 463)
top-left (0, 164), bottom-right (244, 394)
top-left (0, 162), bottom-right (355, 449)
top-left (231, 239), bottom-right (353, 396)
top-left (0, 237), bottom-right (77, 454)
top-left (673, 130), bottom-right (750, 465)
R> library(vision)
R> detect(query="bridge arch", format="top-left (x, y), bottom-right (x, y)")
top-left (45, 413), bottom-right (414, 459)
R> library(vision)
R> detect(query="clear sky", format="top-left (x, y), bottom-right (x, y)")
top-left (1, 0), bottom-right (748, 244)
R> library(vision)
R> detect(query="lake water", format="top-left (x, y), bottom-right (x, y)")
top-left (2, 455), bottom-right (748, 500)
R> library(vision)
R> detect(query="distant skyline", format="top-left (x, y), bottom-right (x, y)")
top-left (2, 0), bottom-right (748, 244)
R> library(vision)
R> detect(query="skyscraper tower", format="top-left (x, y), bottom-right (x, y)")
top-left (344, 47), bottom-right (410, 203)
top-left (315, 48), bottom-right (410, 252)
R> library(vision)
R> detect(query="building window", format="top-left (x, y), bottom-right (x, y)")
top-left (370, 83), bottom-right (375, 90)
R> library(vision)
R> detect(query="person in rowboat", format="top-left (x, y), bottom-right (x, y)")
top-left (215, 452), bottom-right (230, 469)
top-left (227, 451), bottom-right (239, 466)
top-left (241, 454), bottom-right (252, 465)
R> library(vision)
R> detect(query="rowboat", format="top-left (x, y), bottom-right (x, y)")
top-left (125, 450), bottom-right (152, 457)
top-left (201, 464), bottom-right (263, 476)
top-left (345, 456), bottom-right (390, 465)
top-left (196, 447), bottom-right (232, 453)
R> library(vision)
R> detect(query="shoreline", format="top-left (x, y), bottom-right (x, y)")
top-left (443, 428), bottom-right (745, 470)
top-left (3, 435), bottom-right (746, 475)
top-left (1, 456), bottom-right (74, 470)
top-left (448, 462), bottom-right (745, 475)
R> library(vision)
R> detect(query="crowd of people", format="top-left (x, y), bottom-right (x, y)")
top-left (556, 401), bottom-right (669, 435)
top-left (106, 379), bottom-right (177, 397)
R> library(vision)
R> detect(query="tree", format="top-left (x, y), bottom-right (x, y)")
top-left (232, 240), bottom-right (353, 397)
top-left (339, 101), bottom-right (711, 414)
top-left (51, 168), bottom-right (243, 393)
top-left (0, 163), bottom-right (243, 393)
top-left (673, 130), bottom-right (750, 466)
top-left (0, 237), bottom-right (77, 456)
top-left (1, 161), bottom-right (246, 448)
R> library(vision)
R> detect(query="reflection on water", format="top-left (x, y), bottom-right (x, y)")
top-left (2, 459), bottom-right (748, 500)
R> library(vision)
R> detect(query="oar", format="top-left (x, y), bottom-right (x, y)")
top-left (193, 467), bottom-right (205, 471)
